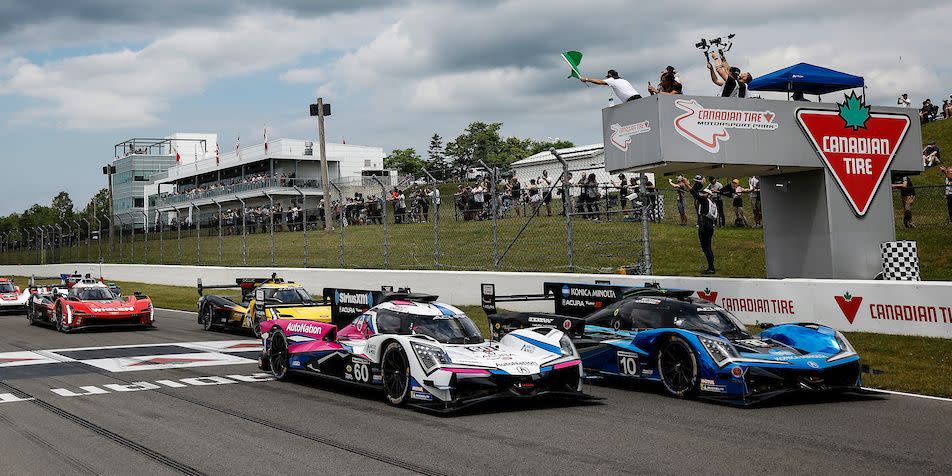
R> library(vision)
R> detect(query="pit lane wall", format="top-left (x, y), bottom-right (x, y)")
top-left (3, 264), bottom-right (951, 339)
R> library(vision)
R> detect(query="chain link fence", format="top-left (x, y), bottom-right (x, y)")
top-left (2, 178), bottom-right (949, 273)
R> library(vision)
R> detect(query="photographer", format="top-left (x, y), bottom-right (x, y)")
top-left (648, 69), bottom-right (683, 95)
top-left (681, 175), bottom-right (716, 274)
top-left (581, 70), bottom-right (642, 103)
top-left (707, 51), bottom-right (752, 98)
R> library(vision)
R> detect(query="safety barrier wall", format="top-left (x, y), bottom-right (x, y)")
top-left (2, 264), bottom-right (950, 339)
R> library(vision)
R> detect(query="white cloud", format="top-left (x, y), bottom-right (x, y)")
top-left (279, 67), bottom-right (325, 84)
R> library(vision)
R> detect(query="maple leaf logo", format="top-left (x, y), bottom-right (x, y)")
top-left (834, 291), bottom-right (863, 324)
top-left (838, 92), bottom-right (871, 131)
top-left (697, 288), bottom-right (718, 303)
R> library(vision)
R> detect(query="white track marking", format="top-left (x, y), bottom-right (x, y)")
top-left (863, 387), bottom-right (952, 403)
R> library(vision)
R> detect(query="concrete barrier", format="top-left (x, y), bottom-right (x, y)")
top-left (3, 263), bottom-right (950, 339)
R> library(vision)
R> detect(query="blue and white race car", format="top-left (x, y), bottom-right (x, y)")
top-left (483, 282), bottom-right (863, 405)
top-left (258, 290), bottom-right (588, 411)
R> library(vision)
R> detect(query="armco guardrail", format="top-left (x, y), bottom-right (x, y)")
top-left (2, 264), bottom-right (950, 339)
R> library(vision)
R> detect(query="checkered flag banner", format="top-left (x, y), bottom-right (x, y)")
top-left (880, 240), bottom-right (920, 281)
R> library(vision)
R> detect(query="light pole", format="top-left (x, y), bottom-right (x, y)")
top-left (235, 196), bottom-right (247, 266)
top-left (211, 198), bottom-right (223, 265)
top-left (103, 164), bottom-right (116, 258)
top-left (263, 192), bottom-right (275, 267)
top-left (81, 218), bottom-right (91, 263)
top-left (189, 202), bottom-right (200, 265)
top-left (292, 187), bottom-right (307, 267)
top-left (310, 98), bottom-right (333, 232)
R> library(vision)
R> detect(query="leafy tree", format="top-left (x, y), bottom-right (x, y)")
top-left (80, 188), bottom-right (111, 226)
top-left (445, 122), bottom-right (503, 178)
top-left (384, 148), bottom-right (426, 175)
top-left (51, 191), bottom-right (74, 221)
top-left (494, 136), bottom-right (534, 167)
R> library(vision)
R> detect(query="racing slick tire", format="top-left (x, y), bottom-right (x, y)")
top-left (27, 304), bottom-right (36, 325)
top-left (55, 306), bottom-right (70, 334)
top-left (381, 342), bottom-right (411, 406)
top-left (657, 336), bottom-right (699, 398)
top-left (200, 305), bottom-right (216, 331)
top-left (267, 330), bottom-right (291, 381)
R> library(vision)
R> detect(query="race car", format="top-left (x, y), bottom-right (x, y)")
top-left (0, 278), bottom-right (30, 312)
top-left (26, 277), bottom-right (154, 332)
top-left (257, 291), bottom-right (587, 411)
top-left (482, 282), bottom-right (863, 405)
top-left (197, 275), bottom-right (361, 336)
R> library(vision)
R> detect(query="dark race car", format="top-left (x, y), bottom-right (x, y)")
top-left (482, 282), bottom-right (863, 405)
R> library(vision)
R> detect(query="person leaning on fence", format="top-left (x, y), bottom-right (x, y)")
top-left (683, 175), bottom-right (717, 274)
top-left (891, 174), bottom-right (916, 228)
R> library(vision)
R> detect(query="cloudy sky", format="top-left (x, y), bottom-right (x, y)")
top-left (1, 0), bottom-right (949, 214)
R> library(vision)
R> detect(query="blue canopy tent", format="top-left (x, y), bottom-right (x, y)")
top-left (747, 62), bottom-right (864, 98)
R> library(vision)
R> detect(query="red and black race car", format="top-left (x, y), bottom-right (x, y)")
top-left (27, 277), bottom-right (154, 333)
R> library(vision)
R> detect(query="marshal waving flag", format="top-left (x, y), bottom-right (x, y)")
top-left (561, 51), bottom-right (583, 79)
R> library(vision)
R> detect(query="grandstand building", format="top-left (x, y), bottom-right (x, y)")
top-left (111, 133), bottom-right (390, 229)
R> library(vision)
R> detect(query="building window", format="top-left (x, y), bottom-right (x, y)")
top-left (134, 198), bottom-right (144, 207)
top-left (364, 159), bottom-right (371, 167)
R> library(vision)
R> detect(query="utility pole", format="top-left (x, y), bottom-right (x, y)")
top-left (312, 97), bottom-right (333, 231)
top-left (103, 163), bottom-right (116, 258)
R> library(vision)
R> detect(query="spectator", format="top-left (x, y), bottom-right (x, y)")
top-left (472, 182), bottom-right (486, 219)
top-left (706, 176), bottom-right (726, 227)
top-left (648, 70), bottom-right (682, 95)
top-left (923, 142), bottom-right (941, 168)
top-left (945, 96), bottom-right (952, 119)
top-left (891, 174), bottom-right (916, 228)
top-left (707, 51), bottom-right (752, 98)
top-left (941, 166), bottom-right (952, 225)
top-left (668, 176), bottom-right (688, 226)
top-left (730, 179), bottom-right (749, 227)
top-left (509, 177), bottom-right (522, 217)
top-left (897, 93), bottom-right (911, 107)
top-left (749, 176), bottom-right (762, 228)
top-left (683, 175), bottom-right (716, 274)
top-left (580, 69), bottom-right (643, 103)
top-left (920, 99), bottom-right (938, 124)
top-left (614, 174), bottom-right (629, 211)
top-left (540, 170), bottom-right (554, 217)
top-left (584, 173), bottom-right (601, 220)
top-left (527, 179), bottom-right (541, 211)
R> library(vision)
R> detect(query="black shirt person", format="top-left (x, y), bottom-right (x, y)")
top-left (684, 175), bottom-right (716, 274)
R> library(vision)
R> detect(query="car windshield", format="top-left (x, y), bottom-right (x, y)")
top-left (74, 288), bottom-right (115, 301)
top-left (673, 306), bottom-right (750, 339)
top-left (376, 310), bottom-right (483, 344)
top-left (266, 288), bottom-right (314, 304)
top-left (0, 283), bottom-right (15, 293)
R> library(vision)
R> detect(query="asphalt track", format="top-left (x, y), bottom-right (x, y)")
top-left (1, 309), bottom-right (951, 475)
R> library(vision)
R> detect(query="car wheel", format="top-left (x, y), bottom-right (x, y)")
top-left (27, 305), bottom-right (35, 325)
top-left (201, 306), bottom-right (215, 331)
top-left (381, 342), bottom-right (411, 406)
top-left (55, 306), bottom-right (69, 333)
top-left (657, 336), bottom-right (699, 398)
top-left (252, 315), bottom-right (262, 338)
top-left (267, 330), bottom-right (291, 381)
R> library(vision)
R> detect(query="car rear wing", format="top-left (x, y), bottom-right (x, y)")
top-left (482, 282), bottom-right (644, 318)
top-left (197, 275), bottom-right (287, 300)
top-left (29, 275), bottom-right (66, 287)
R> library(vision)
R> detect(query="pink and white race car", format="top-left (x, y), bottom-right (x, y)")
top-left (257, 291), bottom-right (588, 412)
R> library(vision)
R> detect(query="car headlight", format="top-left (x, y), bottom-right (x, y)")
top-left (698, 336), bottom-right (738, 366)
top-left (828, 331), bottom-right (857, 362)
top-left (411, 342), bottom-right (450, 372)
top-left (559, 334), bottom-right (577, 356)
top-left (65, 305), bottom-right (73, 324)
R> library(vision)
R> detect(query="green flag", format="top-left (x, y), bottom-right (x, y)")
top-left (561, 51), bottom-right (583, 79)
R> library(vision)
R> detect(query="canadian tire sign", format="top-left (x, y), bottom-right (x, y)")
top-left (797, 93), bottom-right (910, 217)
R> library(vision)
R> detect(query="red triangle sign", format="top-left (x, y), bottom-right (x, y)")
top-left (797, 108), bottom-right (910, 217)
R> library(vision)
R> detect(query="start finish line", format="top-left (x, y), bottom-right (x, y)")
top-left (602, 94), bottom-right (922, 280)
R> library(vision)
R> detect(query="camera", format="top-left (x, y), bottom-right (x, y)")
top-left (695, 33), bottom-right (735, 55)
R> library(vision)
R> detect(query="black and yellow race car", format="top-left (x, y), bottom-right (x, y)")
top-left (196, 275), bottom-right (334, 336)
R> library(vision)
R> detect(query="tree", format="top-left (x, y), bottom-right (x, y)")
top-left (445, 122), bottom-right (503, 178)
top-left (384, 148), bottom-right (426, 175)
top-left (494, 136), bottom-right (534, 167)
top-left (51, 191), bottom-right (74, 221)
top-left (80, 188), bottom-right (111, 227)
top-left (528, 139), bottom-right (575, 157)
top-left (426, 133), bottom-right (451, 179)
